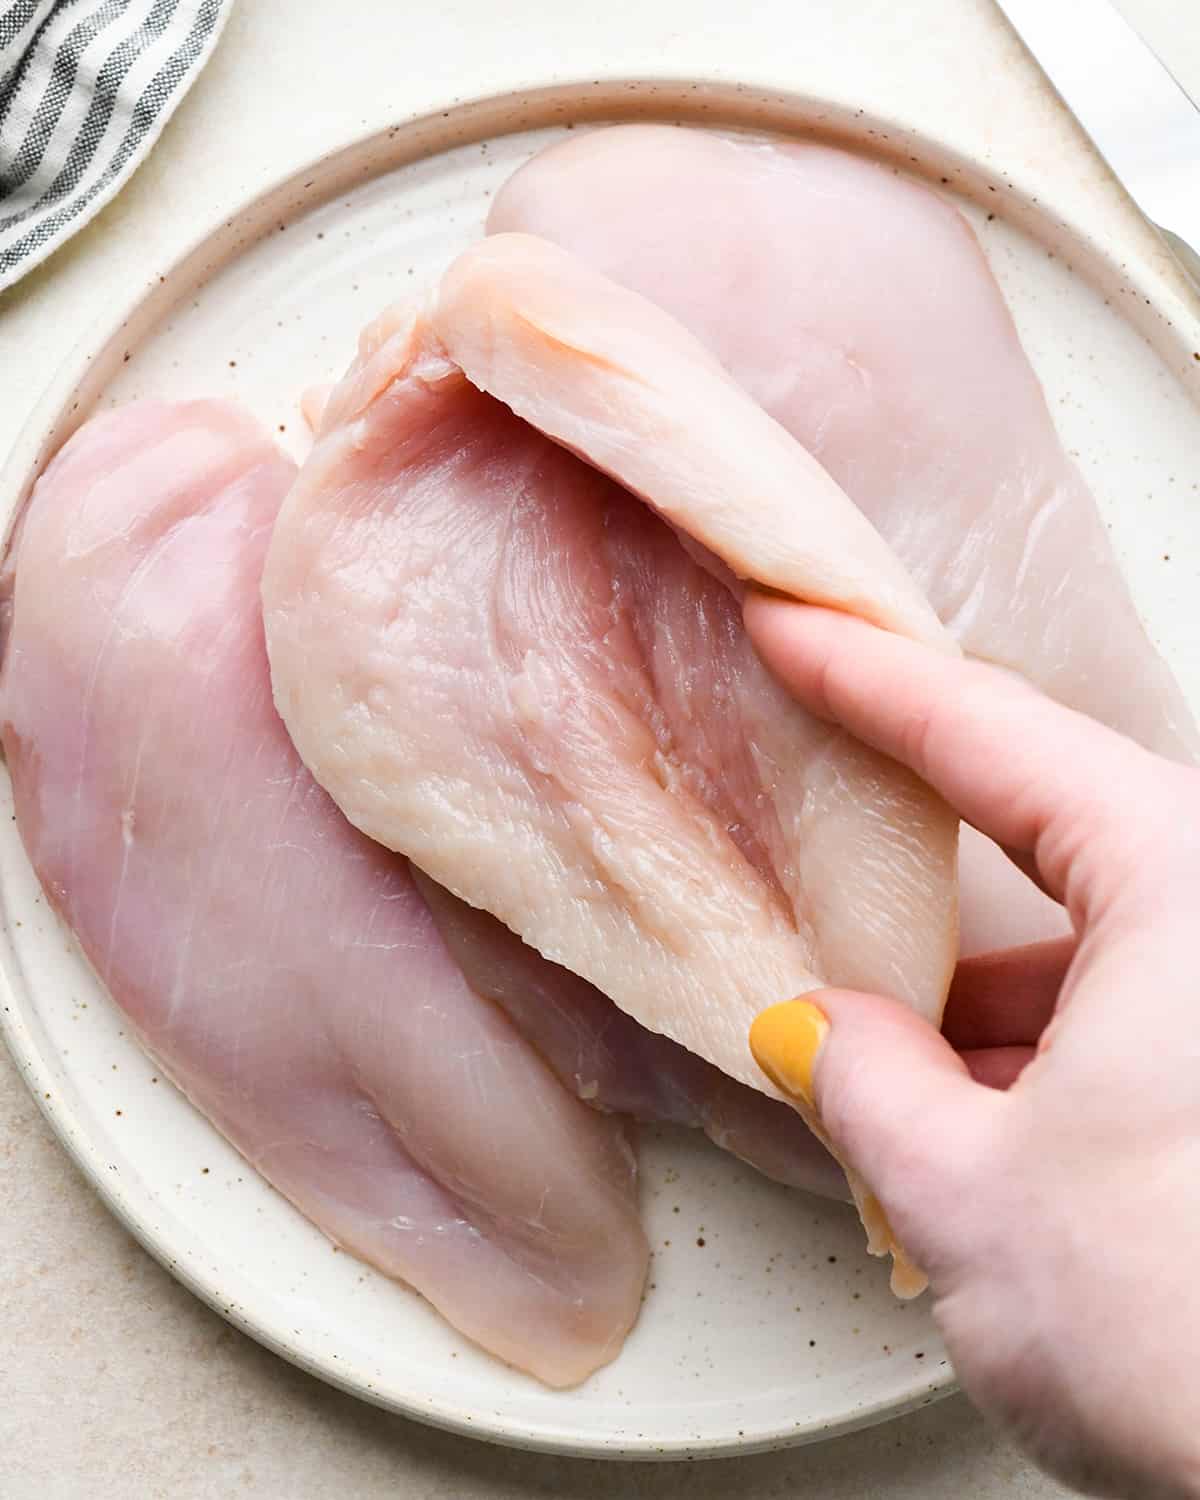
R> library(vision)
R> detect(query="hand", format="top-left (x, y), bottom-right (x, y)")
top-left (943, 937), bottom-right (1074, 1090)
top-left (743, 594), bottom-right (1200, 1500)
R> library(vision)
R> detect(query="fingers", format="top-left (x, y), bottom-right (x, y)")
top-left (744, 596), bottom-right (1159, 911)
top-left (960, 1045), bottom-right (1035, 1090)
top-left (751, 990), bottom-right (1003, 1275)
top-left (942, 937), bottom-right (1076, 1050)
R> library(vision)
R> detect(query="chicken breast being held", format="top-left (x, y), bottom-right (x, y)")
top-left (487, 126), bottom-right (1199, 954)
top-left (290, 376), bottom-right (848, 1201)
top-left (0, 398), bottom-right (649, 1387)
top-left (263, 241), bottom-right (961, 1292)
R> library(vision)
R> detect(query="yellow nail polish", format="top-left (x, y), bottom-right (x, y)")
top-left (749, 999), bottom-right (830, 1108)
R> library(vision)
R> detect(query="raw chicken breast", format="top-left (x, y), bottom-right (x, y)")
top-left (0, 398), bottom-right (649, 1387)
top-left (415, 872), bottom-right (846, 1198)
top-left (263, 263), bottom-right (958, 1120)
top-left (293, 360), bottom-right (848, 1201)
top-left (489, 125), bottom-right (1199, 950)
top-left (435, 235), bottom-right (948, 649)
top-left (488, 128), bottom-right (1194, 751)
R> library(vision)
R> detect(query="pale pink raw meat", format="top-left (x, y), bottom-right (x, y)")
top-left (434, 236), bottom-right (948, 649)
top-left (0, 398), bottom-right (650, 1387)
top-left (415, 872), bottom-right (845, 1197)
top-left (291, 376), bottom-right (835, 1194)
top-left (264, 280), bottom-right (958, 1082)
top-left (295, 357), bottom-right (847, 1201)
top-left (262, 256), bottom-right (960, 1293)
top-left (489, 126), bottom-right (1199, 950)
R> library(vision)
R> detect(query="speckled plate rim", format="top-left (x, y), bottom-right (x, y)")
top-left (1, 77), bottom-right (1197, 1462)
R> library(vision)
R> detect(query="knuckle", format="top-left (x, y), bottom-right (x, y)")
top-left (899, 702), bottom-right (939, 782)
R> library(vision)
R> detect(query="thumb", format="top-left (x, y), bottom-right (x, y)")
top-left (750, 991), bottom-right (1003, 1284)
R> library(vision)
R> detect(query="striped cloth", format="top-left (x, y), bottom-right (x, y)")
top-left (0, 0), bottom-right (233, 292)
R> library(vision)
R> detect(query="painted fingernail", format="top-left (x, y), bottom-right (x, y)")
top-left (749, 999), bottom-right (830, 1108)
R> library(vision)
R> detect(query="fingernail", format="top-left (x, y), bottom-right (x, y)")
top-left (749, 999), bottom-right (830, 1108)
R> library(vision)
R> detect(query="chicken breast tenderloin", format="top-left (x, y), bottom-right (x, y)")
top-left (0, 399), bottom-right (649, 1387)
top-left (488, 126), bottom-right (1199, 953)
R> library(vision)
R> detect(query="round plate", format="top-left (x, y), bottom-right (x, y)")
top-left (3, 83), bottom-right (1200, 1461)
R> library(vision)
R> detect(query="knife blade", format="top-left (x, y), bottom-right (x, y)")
top-left (993, 0), bottom-right (1200, 294)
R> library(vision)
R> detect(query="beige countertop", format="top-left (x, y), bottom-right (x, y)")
top-left (2, 1), bottom-right (1197, 1495)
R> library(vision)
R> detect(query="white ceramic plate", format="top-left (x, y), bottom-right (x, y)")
top-left (3, 84), bottom-right (1200, 1461)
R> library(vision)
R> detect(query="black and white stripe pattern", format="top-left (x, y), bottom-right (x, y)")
top-left (0, 0), bottom-right (233, 291)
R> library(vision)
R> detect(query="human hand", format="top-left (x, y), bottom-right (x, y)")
top-left (744, 594), bottom-right (1200, 1500)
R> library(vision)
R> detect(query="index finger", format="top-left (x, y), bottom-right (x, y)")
top-left (744, 594), bottom-right (1161, 913)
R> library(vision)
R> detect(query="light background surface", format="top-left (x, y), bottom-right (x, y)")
top-left (2, 2), bottom-right (1198, 1495)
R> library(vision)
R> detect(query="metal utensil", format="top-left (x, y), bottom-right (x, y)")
top-left (993, 0), bottom-right (1200, 293)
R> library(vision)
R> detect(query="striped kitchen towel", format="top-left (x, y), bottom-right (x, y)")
top-left (0, 0), bottom-right (234, 292)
